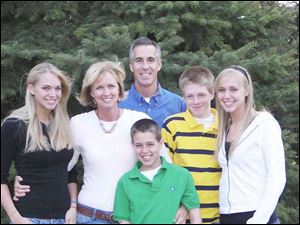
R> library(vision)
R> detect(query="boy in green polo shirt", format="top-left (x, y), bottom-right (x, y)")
top-left (113, 118), bottom-right (202, 224)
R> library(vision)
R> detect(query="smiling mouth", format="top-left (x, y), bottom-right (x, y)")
top-left (140, 73), bottom-right (151, 78)
top-left (224, 101), bottom-right (234, 106)
top-left (102, 98), bottom-right (114, 102)
top-left (141, 155), bottom-right (152, 161)
top-left (46, 99), bottom-right (57, 103)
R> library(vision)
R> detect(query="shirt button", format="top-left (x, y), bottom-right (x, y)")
top-left (148, 109), bottom-right (151, 112)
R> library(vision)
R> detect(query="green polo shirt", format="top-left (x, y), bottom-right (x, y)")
top-left (113, 157), bottom-right (199, 224)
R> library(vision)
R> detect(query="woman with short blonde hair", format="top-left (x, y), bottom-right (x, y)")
top-left (77, 60), bottom-right (126, 108)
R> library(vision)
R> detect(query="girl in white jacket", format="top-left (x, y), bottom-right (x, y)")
top-left (215, 65), bottom-right (286, 224)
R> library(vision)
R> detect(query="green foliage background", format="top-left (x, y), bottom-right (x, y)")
top-left (1, 1), bottom-right (299, 223)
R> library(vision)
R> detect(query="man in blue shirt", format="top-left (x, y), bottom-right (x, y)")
top-left (119, 37), bottom-right (186, 127)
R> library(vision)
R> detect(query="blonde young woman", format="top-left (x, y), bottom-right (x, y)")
top-left (215, 65), bottom-right (286, 224)
top-left (1, 63), bottom-right (77, 224)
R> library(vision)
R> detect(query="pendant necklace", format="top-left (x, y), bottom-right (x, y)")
top-left (98, 109), bottom-right (120, 134)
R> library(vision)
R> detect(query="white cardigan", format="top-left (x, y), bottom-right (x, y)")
top-left (68, 109), bottom-right (171, 212)
top-left (218, 111), bottom-right (286, 224)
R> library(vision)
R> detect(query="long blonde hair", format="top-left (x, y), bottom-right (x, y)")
top-left (3, 62), bottom-right (73, 152)
top-left (215, 66), bottom-right (256, 157)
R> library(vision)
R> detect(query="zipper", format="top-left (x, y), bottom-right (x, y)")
top-left (226, 159), bottom-right (232, 214)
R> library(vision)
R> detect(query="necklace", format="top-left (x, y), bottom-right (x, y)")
top-left (98, 109), bottom-right (120, 134)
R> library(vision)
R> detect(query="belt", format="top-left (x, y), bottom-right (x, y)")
top-left (77, 204), bottom-right (118, 223)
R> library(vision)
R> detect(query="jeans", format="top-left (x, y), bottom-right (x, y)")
top-left (27, 218), bottom-right (65, 224)
top-left (77, 213), bottom-right (112, 224)
top-left (76, 203), bottom-right (115, 224)
top-left (271, 218), bottom-right (281, 224)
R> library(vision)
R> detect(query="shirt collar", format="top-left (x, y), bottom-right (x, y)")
top-left (128, 156), bottom-right (169, 180)
top-left (184, 108), bottom-right (218, 131)
top-left (129, 83), bottom-right (163, 103)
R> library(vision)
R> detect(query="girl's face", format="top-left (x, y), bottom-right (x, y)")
top-left (29, 72), bottom-right (62, 113)
top-left (90, 71), bottom-right (120, 110)
top-left (217, 74), bottom-right (249, 114)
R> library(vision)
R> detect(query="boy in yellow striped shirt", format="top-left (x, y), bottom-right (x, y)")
top-left (162, 66), bottom-right (221, 224)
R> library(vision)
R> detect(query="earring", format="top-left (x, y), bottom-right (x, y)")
top-left (30, 92), bottom-right (35, 96)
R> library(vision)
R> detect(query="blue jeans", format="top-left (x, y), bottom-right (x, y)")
top-left (76, 203), bottom-right (115, 224)
top-left (271, 218), bottom-right (281, 224)
top-left (27, 218), bottom-right (65, 224)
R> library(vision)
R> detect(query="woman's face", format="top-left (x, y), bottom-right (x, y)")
top-left (217, 74), bottom-right (248, 114)
top-left (29, 72), bottom-right (62, 113)
top-left (90, 71), bottom-right (120, 110)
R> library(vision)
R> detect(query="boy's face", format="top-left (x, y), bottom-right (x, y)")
top-left (183, 83), bottom-right (214, 119)
top-left (132, 131), bottom-right (163, 171)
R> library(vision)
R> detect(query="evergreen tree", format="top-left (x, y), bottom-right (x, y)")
top-left (1, 1), bottom-right (298, 223)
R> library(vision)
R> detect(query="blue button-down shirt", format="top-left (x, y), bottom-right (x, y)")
top-left (119, 84), bottom-right (186, 127)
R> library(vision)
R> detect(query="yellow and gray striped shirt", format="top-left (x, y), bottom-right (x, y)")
top-left (162, 108), bottom-right (221, 224)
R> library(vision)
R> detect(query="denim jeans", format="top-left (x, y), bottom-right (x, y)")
top-left (26, 218), bottom-right (65, 224)
top-left (77, 213), bottom-right (112, 224)
top-left (271, 218), bottom-right (281, 224)
top-left (76, 203), bottom-right (115, 224)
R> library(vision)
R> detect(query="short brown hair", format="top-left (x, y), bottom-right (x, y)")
top-left (179, 66), bottom-right (215, 94)
top-left (130, 119), bottom-right (161, 143)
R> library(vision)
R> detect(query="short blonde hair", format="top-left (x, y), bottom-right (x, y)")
top-left (179, 66), bottom-right (215, 94)
top-left (77, 61), bottom-right (126, 107)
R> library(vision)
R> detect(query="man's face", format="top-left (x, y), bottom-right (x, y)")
top-left (129, 45), bottom-right (161, 88)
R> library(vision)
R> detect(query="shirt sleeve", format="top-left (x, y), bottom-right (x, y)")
top-left (161, 120), bottom-right (177, 160)
top-left (68, 159), bottom-right (78, 183)
top-left (68, 117), bottom-right (81, 171)
top-left (113, 178), bottom-right (131, 222)
top-left (1, 119), bottom-right (20, 184)
top-left (247, 118), bottom-right (286, 224)
top-left (68, 146), bottom-right (80, 171)
top-left (181, 169), bottom-right (200, 210)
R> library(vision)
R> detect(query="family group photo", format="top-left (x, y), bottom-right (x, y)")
top-left (1, 1), bottom-right (299, 224)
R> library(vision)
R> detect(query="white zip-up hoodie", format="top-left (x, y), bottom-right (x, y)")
top-left (218, 111), bottom-right (286, 224)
